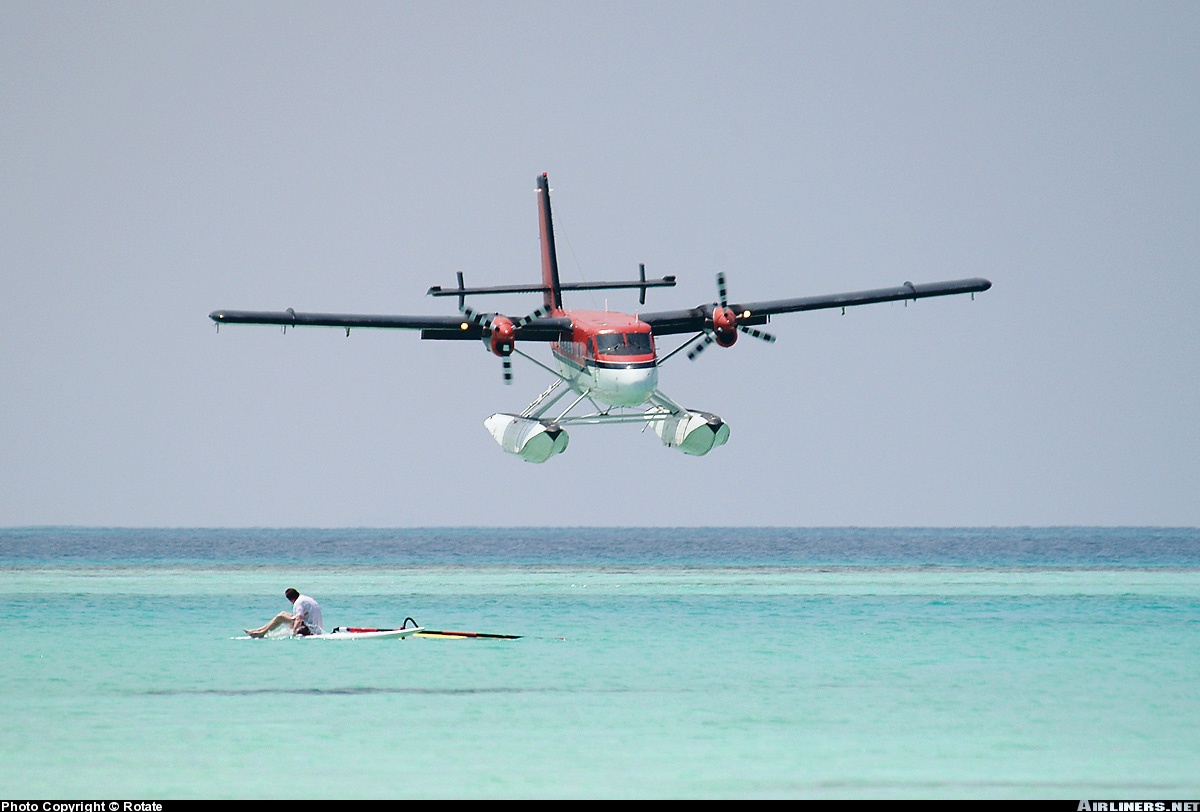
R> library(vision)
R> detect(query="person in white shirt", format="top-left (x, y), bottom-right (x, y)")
top-left (245, 588), bottom-right (324, 637)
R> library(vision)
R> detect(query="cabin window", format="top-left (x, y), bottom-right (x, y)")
top-left (595, 332), bottom-right (653, 356)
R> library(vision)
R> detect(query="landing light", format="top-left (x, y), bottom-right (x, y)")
top-left (460, 322), bottom-right (469, 330)
top-left (742, 310), bottom-right (751, 318)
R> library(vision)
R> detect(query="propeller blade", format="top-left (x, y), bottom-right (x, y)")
top-left (502, 356), bottom-right (513, 384)
top-left (687, 333), bottom-right (715, 361)
top-left (460, 305), bottom-right (493, 329)
top-left (739, 325), bottom-right (776, 343)
top-left (515, 305), bottom-right (550, 328)
top-left (716, 272), bottom-right (728, 306)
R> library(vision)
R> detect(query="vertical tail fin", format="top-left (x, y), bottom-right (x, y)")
top-left (536, 173), bottom-right (563, 312)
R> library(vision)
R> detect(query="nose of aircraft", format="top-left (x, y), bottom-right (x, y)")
top-left (597, 364), bottom-right (658, 406)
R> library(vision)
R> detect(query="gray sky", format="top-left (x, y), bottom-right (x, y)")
top-left (2, 2), bottom-right (1197, 527)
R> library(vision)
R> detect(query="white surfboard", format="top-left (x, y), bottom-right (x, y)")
top-left (309, 627), bottom-right (423, 640)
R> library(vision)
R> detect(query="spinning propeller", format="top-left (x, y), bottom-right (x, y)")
top-left (686, 272), bottom-right (776, 360)
top-left (460, 303), bottom-right (550, 383)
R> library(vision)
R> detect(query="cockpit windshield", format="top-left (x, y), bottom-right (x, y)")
top-left (595, 332), bottom-right (653, 356)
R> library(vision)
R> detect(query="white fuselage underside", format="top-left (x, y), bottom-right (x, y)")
top-left (554, 352), bottom-right (659, 407)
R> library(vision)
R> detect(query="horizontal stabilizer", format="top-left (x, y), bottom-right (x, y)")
top-left (427, 276), bottom-right (676, 298)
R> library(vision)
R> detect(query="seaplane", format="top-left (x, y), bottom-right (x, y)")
top-left (210, 174), bottom-right (991, 463)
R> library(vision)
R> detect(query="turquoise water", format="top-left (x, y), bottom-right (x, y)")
top-left (1, 528), bottom-right (1198, 798)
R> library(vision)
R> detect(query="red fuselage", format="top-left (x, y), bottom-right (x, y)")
top-left (550, 309), bottom-right (659, 407)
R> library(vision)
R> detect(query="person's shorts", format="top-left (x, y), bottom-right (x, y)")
top-left (296, 624), bottom-right (314, 636)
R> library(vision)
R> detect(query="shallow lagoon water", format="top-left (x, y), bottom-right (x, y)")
top-left (1, 528), bottom-right (1198, 798)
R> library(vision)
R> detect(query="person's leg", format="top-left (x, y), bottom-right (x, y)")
top-left (245, 611), bottom-right (295, 638)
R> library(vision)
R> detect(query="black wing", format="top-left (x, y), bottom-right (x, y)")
top-left (639, 277), bottom-right (991, 336)
top-left (208, 309), bottom-right (573, 341)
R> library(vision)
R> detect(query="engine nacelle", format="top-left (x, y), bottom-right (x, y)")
top-left (651, 410), bottom-right (730, 456)
top-left (483, 413), bottom-right (569, 463)
top-left (712, 306), bottom-right (738, 347)
top-left (488, 316), bottom-right (516, 356)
